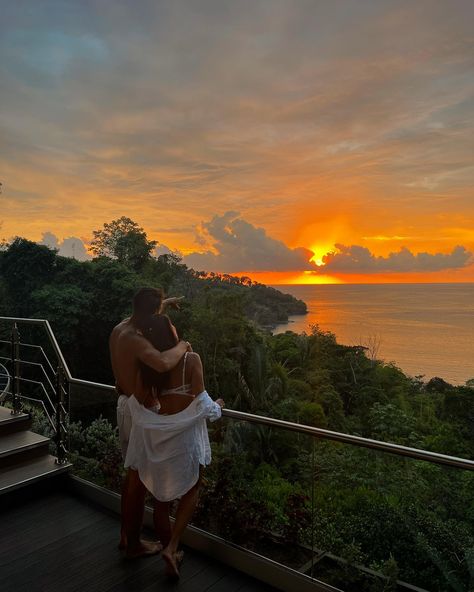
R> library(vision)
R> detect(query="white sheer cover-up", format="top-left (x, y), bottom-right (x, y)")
top-left (124, 391), bottom-right (222, 502)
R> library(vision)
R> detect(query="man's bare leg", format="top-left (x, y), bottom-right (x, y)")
top-left (123, 469), bottom-right (162, 558)
top-left (162, 475), bottom-right (201, 577)
top-left (118, 470), bottom-right (130, 549)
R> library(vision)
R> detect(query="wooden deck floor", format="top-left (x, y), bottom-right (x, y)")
top-left (0, 491), bottom-right (276, 592)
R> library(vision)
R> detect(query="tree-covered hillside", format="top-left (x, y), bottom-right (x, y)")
top-left (0, 218), bottom-right (305, 383)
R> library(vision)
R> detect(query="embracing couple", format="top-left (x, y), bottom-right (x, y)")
top-left (109, 287), bottom-right (224, 577)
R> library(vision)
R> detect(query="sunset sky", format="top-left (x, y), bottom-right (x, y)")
top-left (1, 0), bottom-right (473, 284)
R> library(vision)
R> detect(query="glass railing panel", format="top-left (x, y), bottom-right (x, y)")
top-left (68, 381), bottom-right (122, 492)
top-left (191, 415), bottom-right (316, 575)
top-left (303, 439), bottom-right (473, 591)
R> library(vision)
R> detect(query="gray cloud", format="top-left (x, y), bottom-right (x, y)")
top-left (153, 242), bottom-right (183, 259)
top-left (39, 232), bottom-right (90, 261)
top-left (34, 220), bottom-right (473, 275)
top-left (183, 212), bottom-right (316, 272)
top-left (321, 244), bottom-right (473, 273)
top-left (183, 213), bottom-right (473, 274)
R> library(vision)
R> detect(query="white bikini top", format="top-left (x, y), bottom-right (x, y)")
top-left (160, 352), bottom-right (194, 398)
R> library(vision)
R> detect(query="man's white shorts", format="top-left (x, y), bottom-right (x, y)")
top-left (117, 394), bottom-right (132, 460)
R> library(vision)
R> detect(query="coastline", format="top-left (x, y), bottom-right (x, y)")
top-left (270, 283), bottom-right (474, 386)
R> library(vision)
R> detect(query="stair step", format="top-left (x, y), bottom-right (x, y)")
top-left (0, 406), bottom-right (28, 421)
top-left (0, 405), bottom-right (30, 424)
top-left (0, 455), bottom-right (71, 495)
top-left (0, 430), bottom-right (49, 459)
top-left (0, 406), bottom-right (30, 435)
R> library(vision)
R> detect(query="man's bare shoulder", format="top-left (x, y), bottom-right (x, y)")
top-left (110, 319), bottom-right (144, 345)
top-left (111, 318), bottom-right (129, 333)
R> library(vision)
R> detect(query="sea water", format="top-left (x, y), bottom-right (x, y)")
top-left (272, 283), bottom-right (474, 385)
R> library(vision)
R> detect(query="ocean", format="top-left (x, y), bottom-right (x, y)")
top-left (272, 283), bottom-right (474, 385)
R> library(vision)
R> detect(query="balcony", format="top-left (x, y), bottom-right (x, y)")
top-left (1, 316), bottom-right (473, 592)
top-left (1, 484), bottom-right (275, 592)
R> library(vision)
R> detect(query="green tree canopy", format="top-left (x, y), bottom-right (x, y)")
top-left (90, 217), bottom-right (157, 270)
top-left (0, 238), bottom-right (57, 315)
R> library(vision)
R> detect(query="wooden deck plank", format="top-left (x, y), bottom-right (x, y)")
top-left (0, 491), bottom-right (279, 592)
top-left (203, 571), bottom-right (252, 592)
top-left (0, 493), bottom-right (103, 561)
top-left (236, 582), bottom-right (278, 592)
top-left (168, 560), bottom-right (228, 592)
top-left (108, 553), bottom-right (207, 592)
top-left (1, 515), bottom-right (113, 582)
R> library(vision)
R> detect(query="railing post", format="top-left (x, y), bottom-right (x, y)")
top-left (55, 364), bottom-right (67, 464)
top-left (10, 322), bottom-right (21, 415)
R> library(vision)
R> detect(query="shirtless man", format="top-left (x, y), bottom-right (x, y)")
top-left (109, 287), bottom-right (189, 558)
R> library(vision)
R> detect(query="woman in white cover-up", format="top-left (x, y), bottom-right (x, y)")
top-left (124, 314), bottom-right (224, 577)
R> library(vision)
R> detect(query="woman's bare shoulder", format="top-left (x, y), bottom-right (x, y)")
top-left (186, 351), bottom-right (202, 364)
top-left (186, 351), bottom-right (202, 370)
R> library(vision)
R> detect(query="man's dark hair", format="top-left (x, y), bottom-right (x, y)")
top-left (132, 287), bottom-right (163, 318)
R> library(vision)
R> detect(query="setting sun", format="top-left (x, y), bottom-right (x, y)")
top-left (309, 244), bottom-right (335, 267)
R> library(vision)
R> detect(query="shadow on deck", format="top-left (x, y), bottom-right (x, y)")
top-left (0, 487), bottom-right (276, 592)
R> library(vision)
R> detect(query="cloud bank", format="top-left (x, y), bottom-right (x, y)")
top-left (40, 232), bottom-right (90, 261)
top-left (183, 212), bottom-right (316, 272)
top-left (321, 244), bottom-right (472, 273)
top-left (183, 213), bottom-right (473, 274)
top-left (30, 216), bottom-right (473, 276)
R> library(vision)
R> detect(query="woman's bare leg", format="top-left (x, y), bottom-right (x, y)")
top-left (154, 500), bottom-right (172, 548)
top-left (162, 472), bottom-right (202, 577)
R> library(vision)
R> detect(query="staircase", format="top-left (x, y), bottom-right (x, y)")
top-left (0, 406), bottom-right (71, 494)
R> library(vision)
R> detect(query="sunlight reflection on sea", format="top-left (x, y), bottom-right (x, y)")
top-left (272, 283), bottom-right (474, 385)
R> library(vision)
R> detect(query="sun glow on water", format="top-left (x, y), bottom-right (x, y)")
top-left (292, 272), bottom-right (343, 285)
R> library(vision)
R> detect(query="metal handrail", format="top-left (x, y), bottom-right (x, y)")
top-left (14, 395), bottom-right (56, 431)
top-left (1, 316), bottom-right (474, 472)
top-left (0, 317), bottom-right (72, 380)
top-left (18, 376), bottom-right (56, 412)
top-left (0, 340), bottom-right (57, 377)
top-left (0, 356), bottom-right (57, 395)
top-left (224, 409), bottom-right (474, 471)
top-left (68, 375), bottom-right (474, 471)
top-left (0, 363), bottom-right (10, 397)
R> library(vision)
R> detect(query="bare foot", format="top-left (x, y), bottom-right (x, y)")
top-left (125, 540), bottom-right (163, 559)
top-left (118, 531), bottom-right (127, 550)
top-left (162, 549), bottom-right (184, 578)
